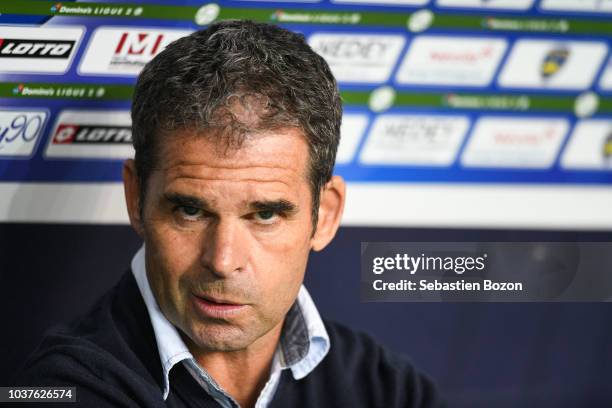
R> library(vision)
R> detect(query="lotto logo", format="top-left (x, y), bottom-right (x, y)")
top-left (0, 39), bottom-right (74, 58)
top-left (0, 26), bottom-right (83, 74)
top-left (45, 110), bottom-right (134, 160)
top-left (52, 124), bottom-right (132, 144)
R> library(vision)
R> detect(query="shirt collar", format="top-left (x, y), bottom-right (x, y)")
top-left (131, 244), bottom-right (330, 400)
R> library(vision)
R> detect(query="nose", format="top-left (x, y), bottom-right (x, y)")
top-left (200, 218), bottom-right (247, 278)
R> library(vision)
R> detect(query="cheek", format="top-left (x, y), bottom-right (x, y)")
top-left (144, 222), bottom-right (203, 306)
top-left (152, 225), bottom-right (199, 269)
top-left (253, 228), bottom-right (310, 309)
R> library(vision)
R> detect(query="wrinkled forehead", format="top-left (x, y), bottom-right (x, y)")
top-left (154, 127), bottom-right (312, 185)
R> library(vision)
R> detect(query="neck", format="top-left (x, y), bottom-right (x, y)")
top-left (183, 322), bottom-right (283, 408)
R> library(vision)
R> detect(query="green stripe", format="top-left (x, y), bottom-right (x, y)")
top-left (341, 90), bottom-right (606, 114)
top-left (599, 98), bottom-right (612, 113)
top-left (0, 83), bottom-right (134, 100)
top-left (2, 82), bottom-right (608, 115)
top-left (341, 91), bottom-right (371, 105)
top-left (527, 95), bottom-right (575, 111)
top-left (2, 1), bottom-right (612, 35)
top-left (221, 8), bottom-right (400, 26)
top-left (479, 16), bottom-right (612, 35)
top-left (395, 93), bottom-right (443, 108)
top-left (219, 7), bottom-right (272, 23)
top-left (0, 1), bottom-right (195, 20)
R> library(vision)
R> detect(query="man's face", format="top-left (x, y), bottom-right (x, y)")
top-left (138, 128), bottom-right (315, 352)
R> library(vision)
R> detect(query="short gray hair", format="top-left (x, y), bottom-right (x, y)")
top-left (131, 20), bottom-right (342, 229)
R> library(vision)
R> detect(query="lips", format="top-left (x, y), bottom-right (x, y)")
top-left (196, 293), bottom-right (242, 305)
top-left (191, 293), bottom-right (247, 318)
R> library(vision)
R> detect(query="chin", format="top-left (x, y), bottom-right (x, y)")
top-left (190, 324), bottom-right (254, 352)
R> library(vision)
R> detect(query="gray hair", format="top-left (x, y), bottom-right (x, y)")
top-left (131, 20), bottom-right (342, 230)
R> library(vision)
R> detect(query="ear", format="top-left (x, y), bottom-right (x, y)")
top-left (123, 159), bottom-right (144, 238)
top-left (311, 175), bottom-right (346, 252)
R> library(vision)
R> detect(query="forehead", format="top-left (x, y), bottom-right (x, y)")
top-left (155, 127), bottom-right (311, 190)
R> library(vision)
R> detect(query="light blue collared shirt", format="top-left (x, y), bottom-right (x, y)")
top-left (131, 245), bottom-right (330, 408)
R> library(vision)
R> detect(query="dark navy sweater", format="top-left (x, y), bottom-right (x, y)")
top-left (14, 271), bottom-right (443, 407)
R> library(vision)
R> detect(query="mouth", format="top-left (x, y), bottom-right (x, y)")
top-left (196, 293), bottom-right (243, 305)
top-left (191, 293), bottom-right (247, 318)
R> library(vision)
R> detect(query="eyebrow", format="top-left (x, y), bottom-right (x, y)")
top-left (250, 200), bottom-right (298, 214)
top-left (163, 193), bottom-right (210, 210)
top-left (163, 193), bottom-right (298, 214)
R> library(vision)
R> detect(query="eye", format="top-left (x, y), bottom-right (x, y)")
top-left (257, 210), bottom-right (274, 220)
top-left (175, 205), bottom-right (203, 221)
top-left (181, 206), bottom-right (200, 216)
top-left (253, 210), bottom-right (279, 224)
